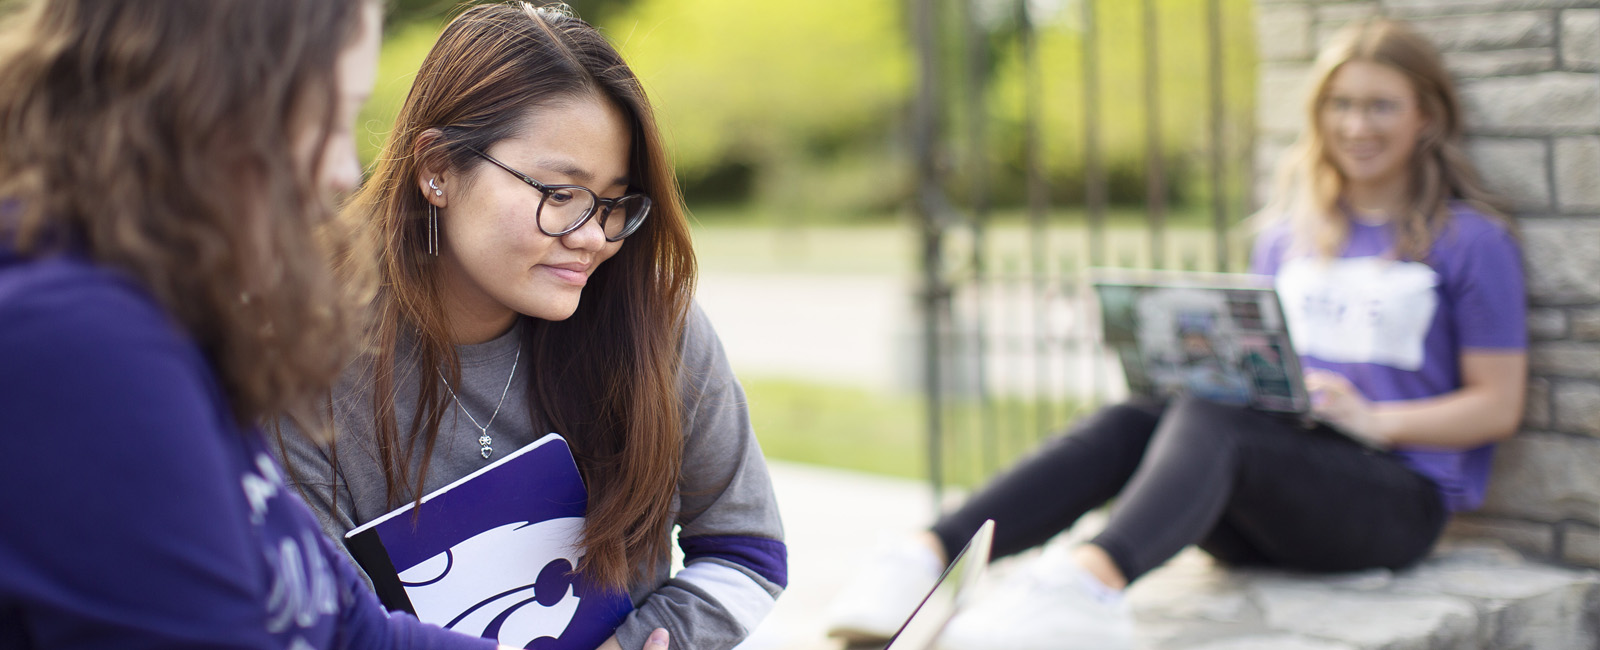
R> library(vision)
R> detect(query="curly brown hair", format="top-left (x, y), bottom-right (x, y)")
top-left (0, 0), bottom-right (375, 428)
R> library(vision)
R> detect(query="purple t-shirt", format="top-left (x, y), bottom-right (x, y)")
top-left (0, 246), bottom-right (497, 650)
top-left (1250, 204), bottom-right (1527, 511)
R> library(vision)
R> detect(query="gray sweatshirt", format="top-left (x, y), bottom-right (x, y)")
top-left (273, 305), bottom-right (785, 650)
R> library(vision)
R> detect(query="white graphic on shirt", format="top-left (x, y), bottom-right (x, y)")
top-left (262, 533), bottom-right (340, 634)
top-left (244, 453), bottom-right (339, 638)
top-left (1276, 256), bottom-right (1438, 370)
top-left (241, 453), bottom-right (284, 525)
top-left (398, 519), bottom-right (586, 646)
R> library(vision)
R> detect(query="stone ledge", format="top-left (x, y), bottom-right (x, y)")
top-left (1125, 542), bottom-right (1600, 649)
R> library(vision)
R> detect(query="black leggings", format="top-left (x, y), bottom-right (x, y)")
top-left (931, 396), bottom-right (1448, 583)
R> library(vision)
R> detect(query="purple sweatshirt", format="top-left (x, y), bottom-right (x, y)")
top-left (0, 245), bottom-right (497, 650)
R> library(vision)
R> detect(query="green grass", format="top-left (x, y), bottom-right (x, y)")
top-left (743, 377), bottom-right (1086, 487)
top-left (689, 214), bottom-right (1255, 278)
top-left (703, 221), bottom-right (1211, 483)
top-left (744, 378), bottom-right (928, 480)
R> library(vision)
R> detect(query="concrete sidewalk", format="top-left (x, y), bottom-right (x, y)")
top-left (743, 461), bottom-right (1600, 650)
top-left (736, 461), bottom-right (940, 650)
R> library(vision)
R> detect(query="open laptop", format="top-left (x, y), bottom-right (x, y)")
top-left (879, 520), bottom-right (996, 650)
top-left (1090, 269), bottom-right (1311, 414)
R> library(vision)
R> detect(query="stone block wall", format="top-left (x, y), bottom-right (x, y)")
top-left (1254, 0), bottom-right (1600, 569)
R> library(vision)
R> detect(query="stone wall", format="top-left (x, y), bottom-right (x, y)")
top-left (1254, 0), bottom-right (1600, 569)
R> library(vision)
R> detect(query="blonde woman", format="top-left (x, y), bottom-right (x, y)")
top-left (826, 18), bottom-right (1526, 650)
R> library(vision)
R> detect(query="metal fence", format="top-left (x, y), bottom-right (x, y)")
top-left (909, 0), bottom-right (1261, 502)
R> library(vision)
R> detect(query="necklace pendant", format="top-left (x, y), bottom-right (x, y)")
top-left (480, 445), bottom-right (494, 459)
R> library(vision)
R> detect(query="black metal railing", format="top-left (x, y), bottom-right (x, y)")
top-left (910, 0), bottom-right (1260, 503)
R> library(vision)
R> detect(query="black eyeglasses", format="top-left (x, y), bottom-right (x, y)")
top-left (467, 147), bottom-right (650, 242)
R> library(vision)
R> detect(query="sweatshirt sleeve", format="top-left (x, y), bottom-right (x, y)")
top-left (613, 304), bottom-right (787, 650)
top-left (321, 526), bottom-right (497, 650)
top-left (0, 269), bottom-right (285, 648)
top-left (0, 259), bottom-right (495, 650)
top-left (271, 414), bottom-right (370, 580)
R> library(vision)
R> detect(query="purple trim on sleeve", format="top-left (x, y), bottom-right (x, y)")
top-left (679, 535), bottom-right (788, 588)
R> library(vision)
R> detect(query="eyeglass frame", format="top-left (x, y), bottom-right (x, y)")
top-left (1319, 94), bottom-right (1416, 123)
top-left (463, 145), bottom-right (651, 242)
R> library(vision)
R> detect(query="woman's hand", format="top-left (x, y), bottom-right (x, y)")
top-left (1305, 369), bottom-right (1391, 448)
top-left (592, 628), bottom-right (670, 650)
top-left (1305, 352), bottom-right (1526, 450)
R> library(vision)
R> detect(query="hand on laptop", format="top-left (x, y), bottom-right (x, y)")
top-left (1306, 369), bottom-right (1392, 449)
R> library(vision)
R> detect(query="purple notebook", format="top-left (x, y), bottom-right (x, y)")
top-left (344, 433), bottom-right (632, 649)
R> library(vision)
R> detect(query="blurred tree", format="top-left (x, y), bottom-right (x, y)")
top-left (387, 0), bottom-right (637, 31)
top-left (609, 0), bottom-right (912, 216)
top-left (971, 0), bottom-right (1257, 208)
top-left (361, 0), bottom-right (1258, 222)
top-left (357, 0), bottom-right (645, 166)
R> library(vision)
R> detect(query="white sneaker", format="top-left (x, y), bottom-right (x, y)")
top-left (824, 538), bottom-right (945, 643)
top-left (936, 550), bottom-right (1134, 650)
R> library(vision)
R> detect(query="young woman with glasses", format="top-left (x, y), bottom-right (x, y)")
top-left (0, 1), bottom-right (544, 647)
top-left (272, 4), bottom-right (783, 650)
top-left (826, 18), bottom-right (1527, 650)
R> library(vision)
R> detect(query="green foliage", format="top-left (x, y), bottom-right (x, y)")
top-left (359, 1), bottom-right (644, 166)
top-left (385, 0), bottom-right (454, 28)
top-left (385, 0), bottom-right (636, 32)
top-left (602, 0), bottom-right (1257, 216)
top-left (605, 0), bottom-right (912, 213)
top-left (362, 0), bottom-right (1260, 222)
top-left (962, 0), bottom-right (1259, 208)
top-left (356, 19), bottom-right (446, 166)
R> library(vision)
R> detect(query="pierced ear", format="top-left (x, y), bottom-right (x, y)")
top-left (414, 128), bottom-right (450, 208)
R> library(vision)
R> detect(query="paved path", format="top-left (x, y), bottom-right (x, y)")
top-left (741, 461), bottom-right (1600, 650)
top-left (697, 272), bottom-right (1119, 399)
top-left (699, 269), bottom-right (1600, 648)
top-left (696, 274), bottom-right (918, 392)
top-left (736, 461), bottom-right (938, 650)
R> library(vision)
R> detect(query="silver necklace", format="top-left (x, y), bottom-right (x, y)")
top-left (439, 344), bottom-right (521, 459)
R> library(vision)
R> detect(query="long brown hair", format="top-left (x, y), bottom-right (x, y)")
top-left (1266, 18), bottom-right (1508, 261)
top-left (0, 0), bottom-right (372, 426)
top-left (348, 2), bottom-right (695, 588)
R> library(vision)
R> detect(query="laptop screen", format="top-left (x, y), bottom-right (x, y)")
top-left (884, 520), bottom-right (995, 650)
top-left (1091, 270), bottom-right (1309, 414)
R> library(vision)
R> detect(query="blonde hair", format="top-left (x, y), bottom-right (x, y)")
top-left (1265, 18), bottom-right (1508, 261)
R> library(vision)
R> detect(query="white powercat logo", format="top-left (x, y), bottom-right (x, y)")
top-left (398, 518), bottom-right (586, 646)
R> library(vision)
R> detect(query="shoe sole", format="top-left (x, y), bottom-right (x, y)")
top-left (826, 626), bottom-right (895, 645)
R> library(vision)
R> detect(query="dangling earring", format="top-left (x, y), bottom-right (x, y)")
top-left (427, 178), bottom-right (443, 256)
top-left (427, 203), bottom-right (440, 256)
